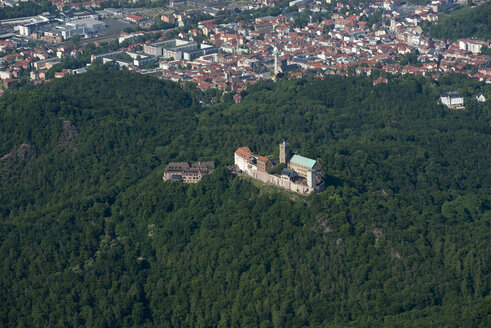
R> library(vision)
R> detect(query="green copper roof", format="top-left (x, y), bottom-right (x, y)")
top-left (290, 154), bottom-right (316, 168)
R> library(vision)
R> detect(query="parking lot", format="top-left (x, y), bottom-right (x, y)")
top-left (99, 18), bottom-right (138, 36)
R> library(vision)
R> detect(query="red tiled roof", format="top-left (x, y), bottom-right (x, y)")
top-left (198, 19), bottom-right (216, 25)
top-left (127, 14), bottom-right (143, 21)
top-left (373, 77), bottom-right (388, 85)
top-left (235, 147), bottom-right (252, 160)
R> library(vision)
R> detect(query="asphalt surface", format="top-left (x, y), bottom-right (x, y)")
top-left (99, 18), bottom-right (138, 36)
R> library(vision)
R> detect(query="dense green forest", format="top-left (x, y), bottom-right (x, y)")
top-left (0, 69), bottom-right (490, 327)
top-left (0, 0), bottom-right (54, 20)
top-left (429, 3), bottom-right (491, 40)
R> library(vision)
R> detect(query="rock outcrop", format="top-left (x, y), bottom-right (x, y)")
top-left (58, 119), bottom-right (79, 152)
top-left (16, 143), bottom-right (37, 161)
top-left (1, 143), bottom-right (37, 171)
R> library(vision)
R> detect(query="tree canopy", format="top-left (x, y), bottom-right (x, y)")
top-left (429, 3), bottom-right (491, 40)
top-left (0, 0), bottom-right (54, 20)
top-left (0, 69), bottom-right (490, 327)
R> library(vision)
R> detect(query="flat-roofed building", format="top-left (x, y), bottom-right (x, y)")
top-left (144, 39), bottom-right (218, 60)
top-left (32, 57), bottom-right (62, 70)
top-left (144, 39), bottom-right (193, 57)
top-left (18, 20), bottom-right (60, 36)
top-left (458, 39), bottom-right (489, 54)
top-left (67, 18), bottom-right (105, 31)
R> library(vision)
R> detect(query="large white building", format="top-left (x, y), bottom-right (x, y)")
top-left (59, 19), bottom-right (105, 39)
top-left (18, 20), bottom-right (60, 36)
top-left (0, 71), bottom-right (12, 79)
top-left (458, 40), bottom-right (488, 54)
top-left (440, 91), bottom-right (464, 108)
top-left (234, 147), bottom-right (257, 173)
top-left (143, 39), bottom-right (218, 60)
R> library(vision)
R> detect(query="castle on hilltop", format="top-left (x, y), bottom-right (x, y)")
top-left (234, 142), bottom-right (325, 195)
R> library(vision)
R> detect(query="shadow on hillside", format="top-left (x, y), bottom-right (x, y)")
top-left (324, 173), bottom-right (344, 188)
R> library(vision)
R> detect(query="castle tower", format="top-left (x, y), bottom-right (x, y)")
top-left (279, 141), bottom-right (289, 164)
top-left (307, 169), bottom-right (316, 188)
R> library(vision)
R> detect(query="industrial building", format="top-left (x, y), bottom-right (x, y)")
top-left (17, 20), bottom-right (61, 36)
top-left (94, 51), bottom-right (157, 68)
top-left (143, 39), bottom-right (218, 60)
top-left (15, 14), bottom-right (105, 41)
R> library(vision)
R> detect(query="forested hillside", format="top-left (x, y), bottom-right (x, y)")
top-left (0, 70), bottom-right (490, 327)
top-left (429, 3), bottom-right (491, 40)
top-left (0, 0), bottom-right (54, 20)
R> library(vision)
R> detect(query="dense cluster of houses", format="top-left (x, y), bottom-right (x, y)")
top-left (0, 0), bottom-right (490, 96)
top-left (154, 0), bottom-right (490, 92)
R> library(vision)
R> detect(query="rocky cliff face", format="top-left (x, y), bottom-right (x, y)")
top-left (1, 143), bottom-right (37, 171)
top-left (16, 143), bottom-right (37, 161)
top-left (58, 119), bottom-right (79, 152)
top-left (1, 119), bottom-right (79, 172)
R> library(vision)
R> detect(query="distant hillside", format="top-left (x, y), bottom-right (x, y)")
top-left (0, 70), bottom-right (195, 217)
top-left (0, 69), bottom-right (490, 327)
top-left (0, 0), bottom-right (54, 20)
top-left (430, 3), bottom-right (491, 40)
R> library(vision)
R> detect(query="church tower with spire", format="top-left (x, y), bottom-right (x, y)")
top-left (273, 47), bottom-right (280, 76)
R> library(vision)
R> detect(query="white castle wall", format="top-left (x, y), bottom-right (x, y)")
top-left (249, 170), bottom-right (314, 195)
